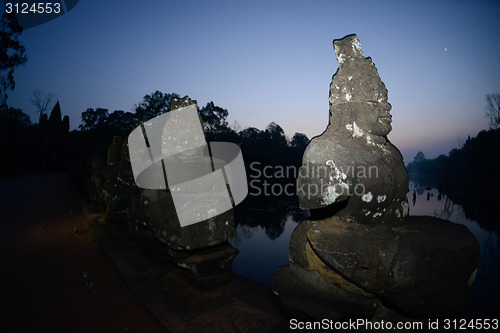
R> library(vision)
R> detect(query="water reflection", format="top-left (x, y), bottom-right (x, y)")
top-left (230, 185), bottom-right (500, 313)
top-left (408, 182), bottom-right (500, 314)
top-left (233, 199), bottom-right (308, 242)
top-left (230, 199), bottom-right (307, 284)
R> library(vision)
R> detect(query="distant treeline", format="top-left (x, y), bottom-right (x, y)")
top-left (71, 91), bottom-right (309, 201)
top-left (406, 128), bottom-right (500, 191)
top-left (1, 91), bottom-right (310, 204)
top-left (406, 128), bottom-right (500, 230)
top-left (0, 102), bottom-right (69, 175)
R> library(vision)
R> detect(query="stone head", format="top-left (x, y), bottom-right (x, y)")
top-left (329, 34), bottom-right (393, 137)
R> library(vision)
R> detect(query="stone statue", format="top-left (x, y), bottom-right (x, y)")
top-left (94, 96), bottom-right (239, 288)
top-left (298, 34), bottom-right (408, 224)
top-left (272, 34), bottom-right (479, 320)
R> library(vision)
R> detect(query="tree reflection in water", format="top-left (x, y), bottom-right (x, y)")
top-left (229, 198), bottom-right (308, 284)
top-left (230, 183), bottom-right (499, 314)
top-left (408, 181), bottom-right (500, 314)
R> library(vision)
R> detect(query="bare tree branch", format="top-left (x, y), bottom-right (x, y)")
top-left (485, 94), bottom-right (500, 129)
top-left (30, 90), bottom-right (56, 120)
top-left (231, 120), bottom-right (242, 133)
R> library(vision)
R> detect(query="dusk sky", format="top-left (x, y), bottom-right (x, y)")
top-left (6, 0), bottom-right (500, 163)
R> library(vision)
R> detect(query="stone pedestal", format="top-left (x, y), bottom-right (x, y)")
top-left (273, 216), bottom-right (479, 318)
top-left (139, 186), bottom-right (238, 286)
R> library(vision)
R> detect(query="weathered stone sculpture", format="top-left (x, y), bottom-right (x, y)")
top-left (137, 97), bottom-right (239, 285)
top-left (135, 96), bottom-right (239, 286)
top-left (272, 34), bottom-right (479, 320)
top-left (91, 96), bottom-right (239, 287)
top-left (297, 34), bottom-right (409, 223)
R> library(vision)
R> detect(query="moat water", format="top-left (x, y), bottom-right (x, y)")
top-left (230, 182), bottom-right (500, 314)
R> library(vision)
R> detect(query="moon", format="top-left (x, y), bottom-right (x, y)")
top-left (444, 47), bottom-right (448, 52)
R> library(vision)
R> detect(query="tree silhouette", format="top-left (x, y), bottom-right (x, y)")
top-left (413, 151), bottom-right (426, 163)
top-left (198, 101), bottom-right (229, 136)
top-left (405, 128), bottom-right (500, 230)
top-left (36, 101), bottom-right (70, 171)
top-left (265, 122), bottom-right (286, 144)
top-left (264, 122), bottom-right (287, 166)
top-left (71, 91), bottom-right (317, 219)
top-left (289, 132), bottom-right (309, 166)
top-left (0, 13), bottom-right (27, 105)
top-left (290, 132), bottom-right (309, 150)
top-left (79, 108), bottom-right (109, 131)
top-left (0, 105), bottom-right (32, 175)
top-left (0, 104), bottom-right (30, 128)
top-left (48, 101), bottom-right (62, 126)
top-left (134, 91), bottom-right (180, 122)
top-left (239, 127), bottom-right (261, 143)
top-left (30, 90), bottom-right (56, 121)
top-left (106, 110), bottom-right (136, 133)
top-left (485, 93), bottom-right (500, 129)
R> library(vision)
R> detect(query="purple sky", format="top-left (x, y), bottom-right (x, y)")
top-left (6, 0), bottom-right (500, 163)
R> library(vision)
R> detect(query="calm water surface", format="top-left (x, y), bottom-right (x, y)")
top-left (230, 183), bottom-right (500, 313)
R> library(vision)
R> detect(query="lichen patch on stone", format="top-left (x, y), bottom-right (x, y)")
top-left (337, 53), bottom-right (344, 65)
top-left (361, 192), bottom-right (373, 202)
top-left (401, 201), bottom-right (409, 217)
top-left (351, 38), bottom-right (364, 57)
top-left (345, 122), bottom-right (364, 138)
top-left (321, 159), bottom-right (349, 205)
top-left (352, 122), bottom-right (363, 138)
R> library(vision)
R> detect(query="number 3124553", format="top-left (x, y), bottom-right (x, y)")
top-left (5, 3), bottom-right (61, 14)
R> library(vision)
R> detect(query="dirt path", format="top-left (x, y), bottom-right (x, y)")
top-left (0, 173), bottom-right (165, 333)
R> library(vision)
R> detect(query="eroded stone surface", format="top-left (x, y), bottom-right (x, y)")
top-left (383, 216), bottom-right (480, 316)
top-left (90, 96), bottom-right (238, 285)
top-left (306, 216), bottom-right (478, 316)
top-left (136, 96), bottom-right (236, 251)
top-left (277, 215), bottom-right (479, 318)
top-left (272, 34), bottom-right (480, 320)
top-left (297, 34), bottom-right (408, 224)
top-left (140, 188), bottom-right (235, 251)
top-left (306, 217), bottom-right (395, 294)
